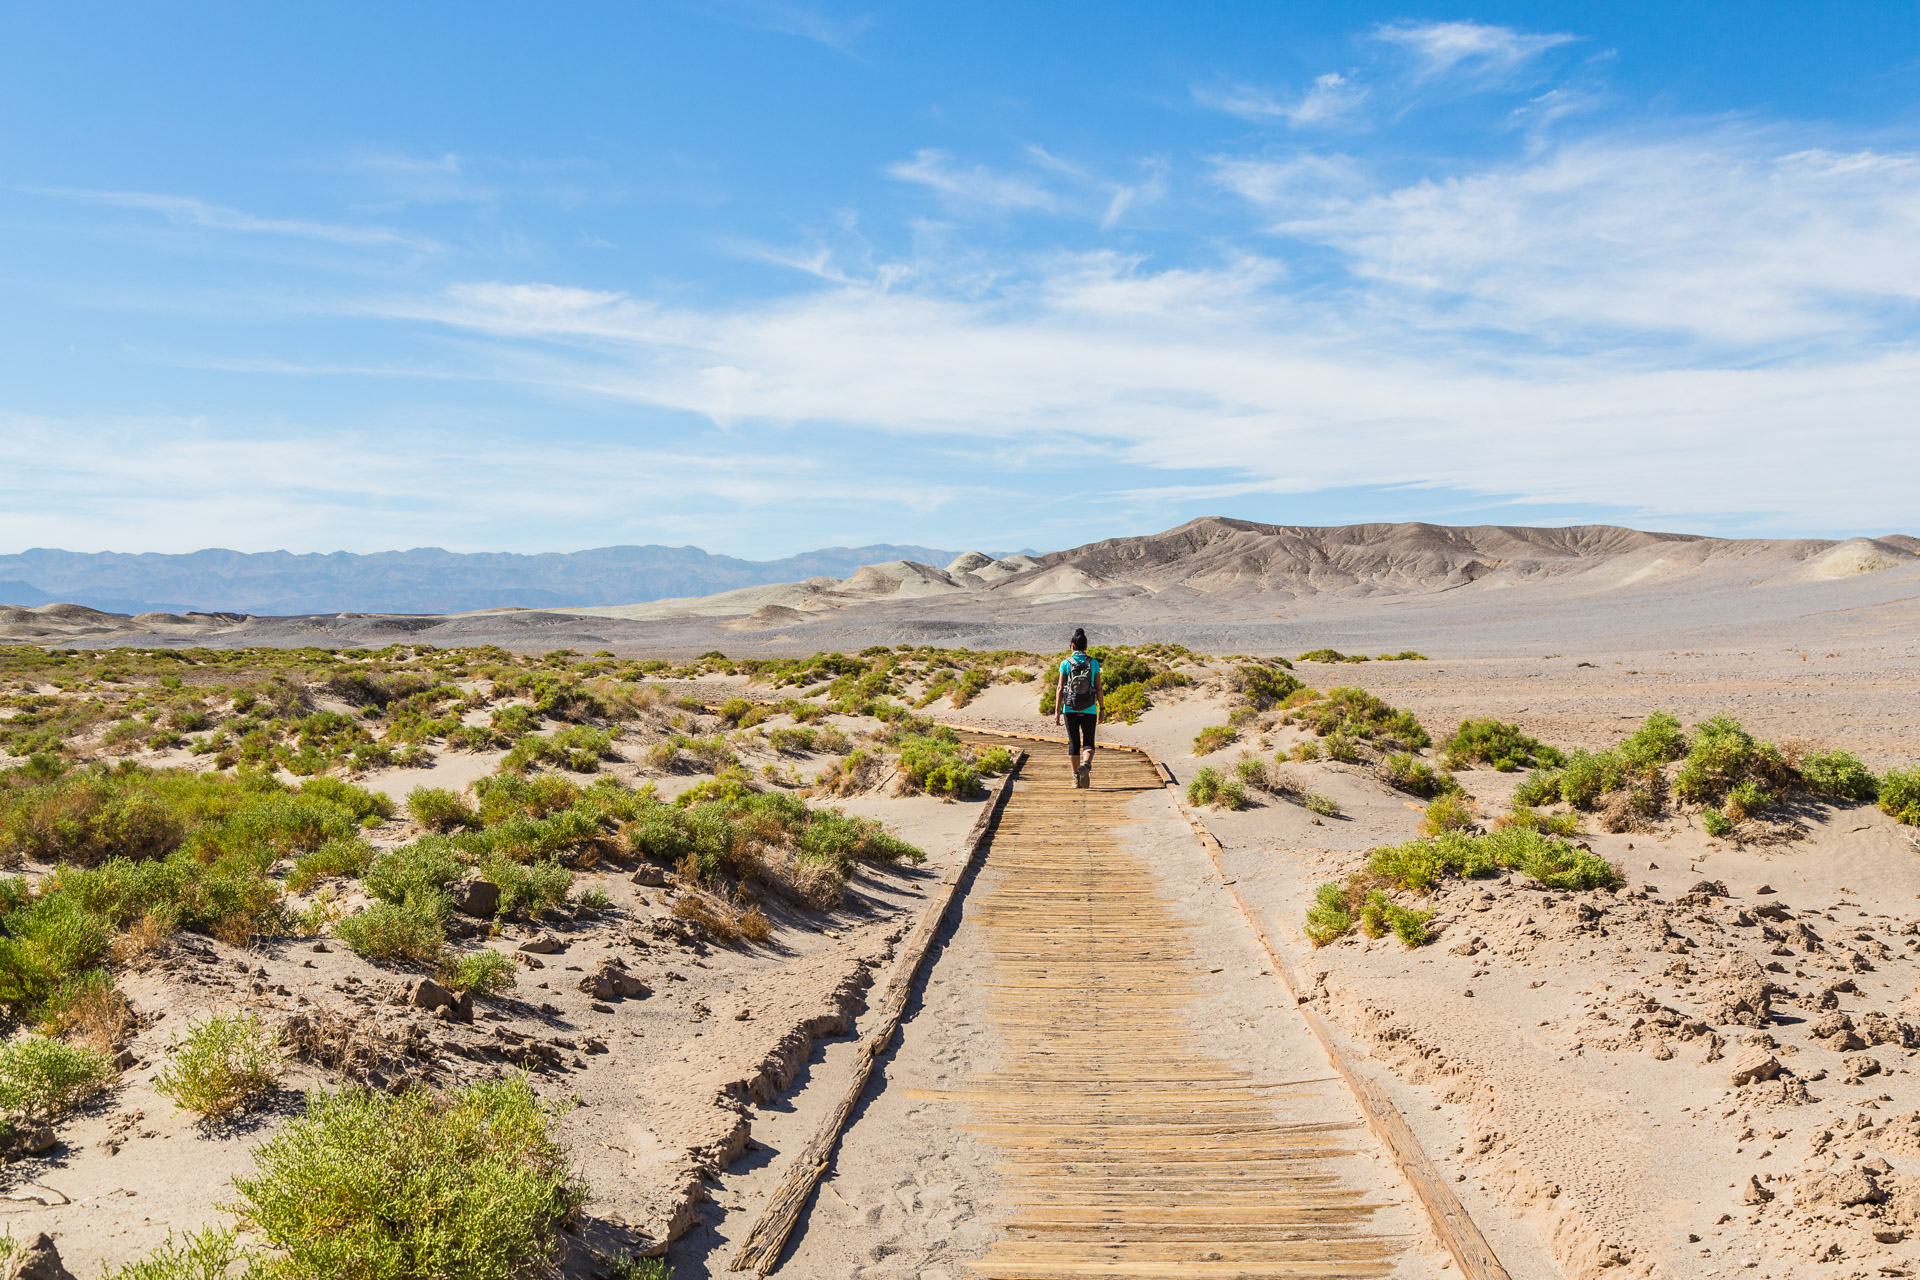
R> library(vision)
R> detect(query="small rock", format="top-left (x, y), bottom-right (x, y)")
top-left (1729, 1050), bottom-right (1782, 1087)
top-left (631, 865), bottom-right (669, 887)
top-left (733, 1007), bottom-right (751, 1021)
top-left (1845, 1055), bottom-right (1883, 1078)
top-left (1752, 883), bottom-right (1775, 895)
top-left (311, 941), bottom-right (330, 953)
top-left (110, 1048), bottom-right (136, 1071)
top-left (578, 958), bottom-right (650, 1002)
top-left (518, 934), bottom-right (564, 955)
top-left (0, 1122), bottom-right (56, 1162)
top-left (1690, 879), bottom-right (1729, 897)
top-left (448, 877), bottom-right (501, 920)
top-left (1743, 1175), bottom-right (1774, 1204)
top-left (6, 1233), bottom-right (75, 1280)
top-left (590, 1001), bottom-right (614, 1014)
top-left (1462, 989), bottom-right (1474, 998)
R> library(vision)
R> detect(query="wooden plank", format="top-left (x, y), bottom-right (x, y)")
top-left (725, 751), bottom-right (1026, 1276)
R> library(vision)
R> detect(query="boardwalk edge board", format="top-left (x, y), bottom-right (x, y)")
top-left (726, 752), bottom-right (1026, 1276)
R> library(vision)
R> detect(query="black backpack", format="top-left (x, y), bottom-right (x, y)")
top-left (1062, 653), bottom-right (1094, 710)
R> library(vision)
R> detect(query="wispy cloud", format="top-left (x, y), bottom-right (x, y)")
top-left (1373, 20), bottom-right (1576, 83)
top-left (1196, 72), bottom-right (1368, 127)
top-left (23, 187), bottom-right (440, 250)
top-left (698, 0), bottom-right (870, 54)
top-left (886, 150), bottom-right (1057, 210)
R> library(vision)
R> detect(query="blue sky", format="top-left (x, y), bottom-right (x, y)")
top-left (3, 2), bottom-right (1919, 557)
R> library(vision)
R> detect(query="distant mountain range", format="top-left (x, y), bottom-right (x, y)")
top-left (0, 544), bottom-right (967, 615)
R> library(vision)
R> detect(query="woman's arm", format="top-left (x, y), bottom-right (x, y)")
top-left (1054, 668), bottom-right (1064, 724)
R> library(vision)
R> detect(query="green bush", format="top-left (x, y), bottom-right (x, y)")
top-left (1382, 754), bottom-right (1460, 798)
top-left (1702, 808), bottom-right (1734, 837)
top-left (1290, 688), bottom-right (1428, 750)
top-left (1304, 792), bottom-right (1342, 818)
top-left (1305, 883), bottom-right (1353, 946)
top-left (975, 746), bottom-right (1015, 775)
top-left (1235, 664), bottom-right (1304, 710)
top-left (1421, 794), bottom-right (1475, 835)
top-left (1102, 683), bottom-right (1151, 725)
top-left (335, 901), bottom-right (444, 964)
top-left (232, 1075), bottom-right (585, 1280)
top-left (1512, 768), bottom-right (1561, 806)
top-left (440, 950), bottom-right (518, 997)
top-left (154, 1011), bottom-right (280, 1119)
top-left (407, 787), bottom-right (477, 832)
top-left (479, 857), bottom-right (572, 919)
top-left (1501, 806), bottom-right (1581, 837)
top-left (0, 1034), bottom-right (117, 1118)
top-left (100, 1227), bottom-right (251, 1280)
top-left (1438, 719), bottom-right (1564, 771)
top-left (365, 841), bottom-right (463, 916)
top-left (894, 734), bottom-right (981, 798)
top-left (1192, 726), bottom-right (1238, 756)
top-left (1802, 749), bottom-right (1878, 802)
top-left (1673, 715), bottom-right (1787, 809)
top-left (298, 777), bottom-right (394, 825)
top-left (1297, 649), bottom-right (1364, 664)
top-left (1367, 827), bottom-right (1621, 893)
top-left (1186, 767), bottom-right (1247, 810)
top-left (1358, 890), bottom-right (1434, 946)
top-left (1882, 767), bottom-right (1920, 826)
top-left (288, 838), bottom-right (375, 892)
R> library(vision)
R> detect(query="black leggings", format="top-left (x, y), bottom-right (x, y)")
top-left (1065, 712), bottom-right (1096, 756)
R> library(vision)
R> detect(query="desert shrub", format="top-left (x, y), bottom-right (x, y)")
top-left (298, 776), bottom-right (393, 824)
top-left (1357, 890), bottom-right (1434, 946)
top-left (0, 1034), bottom-right (116, 1118)
top-left (1702, 808), bottom-right (1734, 837)
top-left (489, 704), bottom-right (538, 738)
top-left (39, 974), bottom-right (136, 1050)
top-left (0, 769), bottom-right (187, 865)
top-left (1103, 683), bottom-right (1151, 725)
top-left (365, 841), bottom-right (463, 916)
top-left (440, 950), bottom-right (518, 997)
top-left (1882, 767), bottom-right (1920, 826)
top-left (335, 901), bottom-right (444, 964)
top-left (1192, 726), bottom-right (1238, 756)
top-left (1439, 719), bottom-right (1564, 771)
top-left (1674, 715), bottom-right (1789, 809)
top-left (1802, 749), bottom-right (1878, 802)
top-left (1235, 664), bottom-right (1304, 710)
top-left (502, 726), bottom-right (614, 774)
top-left (1381, 754), bottom-right (1461, 798)
top-left (1421, 795), bottom-right (1476, 835)
top-left (766, 726), bottom-right (816, 755)
top-left (1498, 805), bottom-right (1581, 837)
top-left (407, 787), bottom-right (477, 832)
top-left (479, 857), bottom-right (572, 918)
top-left (1297, 649), bottom-right (1363, 664)
top-left (1234, 757), bottom-right (1268, 789)
top-left (1512, 768), bottom-right (1561, 806)
top-left (232, 1075), bottom-right (584, 1280)
top-left (154, 1011), bottom-right (280, 1119)
top-left (287, 838), bottom-right (375, 892)
top-left (473, 773), bottom-right (583, 824)
top-left (974, 746), bottom-right (1015, 776)
top-left (812, 727), bottom-right (852, 755)
top-left (1367, 827), bottom-right (1621, 893)
top-left (100, 1226), bottom-right (252, 1280)
top-left (1186, 767), bottom-right (1246, 810)
top-left (1322, 732), bottom-right (1361, 763)
top-left (1282, 740), bottom-right (1321, 763)
top-left (895, 734), bottom-right (980, 798)
top-left (0, 891), bottom-right (115, 1019)
top-left (1305, 883), bottom-right (1353, 946)
top-left (576, 886), bottom-right (611, 911)
top-left (1304, 792), bottom-right (1342, 818)
top-left (1290, 688), bottom-right (1428, 750)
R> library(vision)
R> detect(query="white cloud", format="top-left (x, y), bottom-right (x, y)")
top-left (697, 0), bottom-right (870, 53)
top-left (357, 242), bottom-right (1920, 532)
top-left (24, 187), bottom-right (439, 250)
top-left (1197, 72), bottom-right (1368, 127)
top-left (1238, 135), bottom-right (1920, 347)
top-left (1374, 20), bottom-right (1575, 83)
top-left (886, 150), bottom-right (1057, 211)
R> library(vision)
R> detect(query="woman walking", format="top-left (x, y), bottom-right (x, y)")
top-left (1053, 628), bottom-right (1102, 788)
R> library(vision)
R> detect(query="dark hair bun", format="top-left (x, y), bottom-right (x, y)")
top-left (1070, 627), bottom-right (1088, 650)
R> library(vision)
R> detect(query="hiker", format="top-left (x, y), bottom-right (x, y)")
top-left (1053, 628), bottom-right (1102, 788)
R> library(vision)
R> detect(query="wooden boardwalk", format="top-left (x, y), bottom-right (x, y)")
top-left (943, 738), bottom-right (1405, 1279)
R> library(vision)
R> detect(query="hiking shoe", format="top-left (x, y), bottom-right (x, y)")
top-left (1076, 763), bottom-right (1091, 788)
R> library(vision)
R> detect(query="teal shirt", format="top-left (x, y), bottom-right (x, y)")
top-left (1058, 656), bottom-right (1100, 714)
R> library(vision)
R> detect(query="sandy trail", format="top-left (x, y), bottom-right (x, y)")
top-left (728, 739), bottom-right (1451, 1278)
